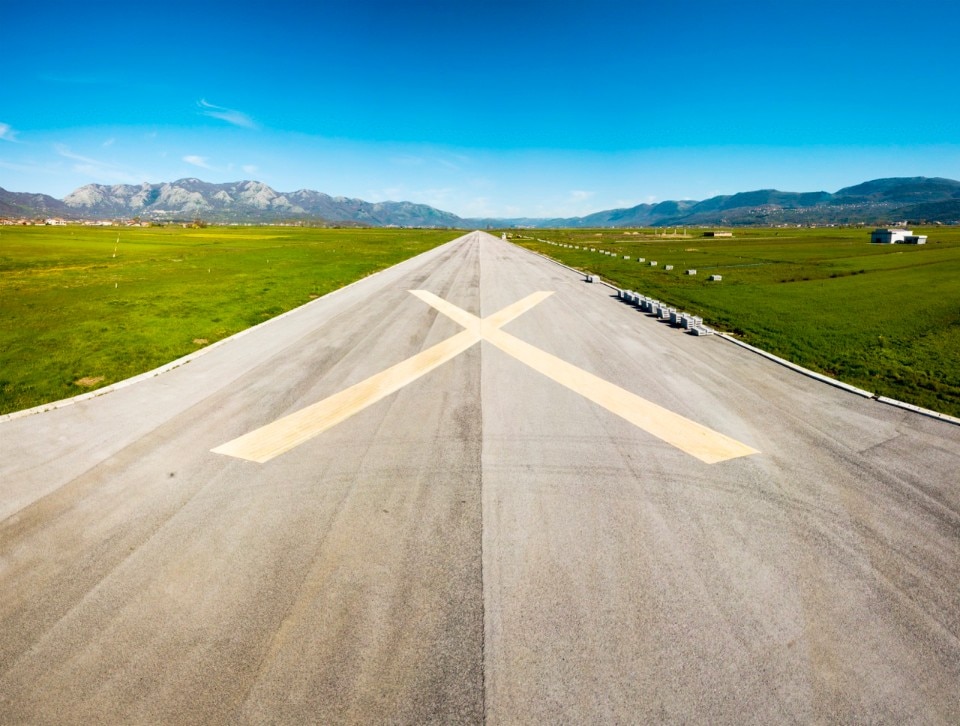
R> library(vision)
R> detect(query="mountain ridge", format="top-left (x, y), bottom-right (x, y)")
top-left (3, 176), bottom-right (960, 227)
top-left (54, 178), bottom-right (464, 227)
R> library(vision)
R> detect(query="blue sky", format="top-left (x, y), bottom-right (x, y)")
top-left (2, 0), bottom-right (959, 218)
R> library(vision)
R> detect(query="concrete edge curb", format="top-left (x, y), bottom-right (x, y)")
top-left (714, 334), bottom-right (875, 398)
top-left (514, 244), bottom-right (620, 292)
top-left (509, 238), bottom-right (960, 427)
top-left (1, 233), bottom-right (469, 424)
top-left (875, 396), bottom-right (960, 426)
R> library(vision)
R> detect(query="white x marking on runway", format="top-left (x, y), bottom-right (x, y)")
top-left (212, 291), bottom-right (758, 464)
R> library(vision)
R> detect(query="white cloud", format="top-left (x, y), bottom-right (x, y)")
top-left (242, 164), bottom-right (258, 175)
top-left (54, 144), bottom-right (140, 184)
top-left (0, 122), bottom-right (19, 142)
top-left (102, 137), bottom-right (115, 147)
top-left (183, 155), bottom-right (213, 170)
top-left (55, 145), bottom-right (87, 162)
top-left (569, 190), bottom-right (594, 202)
top-left (197, 99), bottom-right (258, 129)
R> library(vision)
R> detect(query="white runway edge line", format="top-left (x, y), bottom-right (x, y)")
top-left (0, 233), bottom-right (469, 424)
top-left (509, 237), bottom-right (960, 428)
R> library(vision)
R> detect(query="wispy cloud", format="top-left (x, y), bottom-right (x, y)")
top-left (569, 190), bottom-right (594, 202)
top-left (102, 137), bottom-right (115, 147)
top-left (56, 144), bottom-right (105, 166)
top-left (183, 155), bottom-right (213, 170)
top-left (197, 99), bottom-right (258, 129)
top-left (0, 122), bottom-right (19, 142)
top-left (242, 164), bottom-right (258, 175)
top-left (54, 144), bottom-right (140, 184)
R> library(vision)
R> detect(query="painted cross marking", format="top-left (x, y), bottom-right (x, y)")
top-left (212, 291), bottom-right (758, 464)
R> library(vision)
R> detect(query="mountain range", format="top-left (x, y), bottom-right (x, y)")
top-left (3, 176), bottom-right (960, 228)
top-left (0, 179), bottom-right (462, 228)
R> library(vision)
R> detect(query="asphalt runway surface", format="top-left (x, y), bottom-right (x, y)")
top-left (1, 231), bottom-right (958, 723)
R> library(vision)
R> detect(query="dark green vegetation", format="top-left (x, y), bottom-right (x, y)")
top-left (0, 225), bottom-right (455, 414)
top-left (540, 177), bottom-right (960, 228)
top-left (510, 227), bottom-right (960, 418)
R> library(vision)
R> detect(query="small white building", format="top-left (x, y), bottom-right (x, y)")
top-left (871, 228), bottom-right (927, 244)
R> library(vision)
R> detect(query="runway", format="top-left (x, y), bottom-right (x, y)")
top-left (2, 231), bottom-right (958, 723)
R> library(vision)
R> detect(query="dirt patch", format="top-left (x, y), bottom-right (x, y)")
top-left (74, 376), bottom-right (105, 388)
top-left (193, 338), bottom-right (209, 346)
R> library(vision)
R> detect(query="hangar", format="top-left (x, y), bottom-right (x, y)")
top-left (871, 228), bottom-right (927, 244)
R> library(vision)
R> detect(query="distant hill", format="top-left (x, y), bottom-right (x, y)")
top-left (54, 179), bottom-right (464, 227)
top-left (832, 177), bottom-right (960, 203)
top-left (530, 177), bottom-right (960, 228)
top-left (0, 188), bottom-right (71, 218)
top-left (4, 176), bottom-right (960, 227)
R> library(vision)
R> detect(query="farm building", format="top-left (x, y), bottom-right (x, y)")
top-left (870, 228), bottom-right (927, 244)
top-left (703, 231), bottom-right (733, 238)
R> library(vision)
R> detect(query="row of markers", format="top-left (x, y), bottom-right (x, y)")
top-left (538, 239), bottom-right (709, 277)
top-left (614, 290), bottom-right (714, 337)
top-left (536, 238), bottom-right (716, 336)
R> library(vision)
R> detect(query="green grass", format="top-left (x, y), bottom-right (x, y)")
top-left (508, 227), bottom-right (960, 418)
top-left (0, 225), bottom-right (456, 414)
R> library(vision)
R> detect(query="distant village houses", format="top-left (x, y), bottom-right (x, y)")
top-left (870, 228), bottom-right (927, 244)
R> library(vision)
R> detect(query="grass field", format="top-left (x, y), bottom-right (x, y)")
top-left (509, 227), bottom-right (960, 418)
top-left (0, 225), bottom-right (456, 415)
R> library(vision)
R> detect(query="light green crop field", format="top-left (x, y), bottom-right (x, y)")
top-left (509, 227), bottom-right (960, 418)
top-left (0, 225), bottom-right (456, 415)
